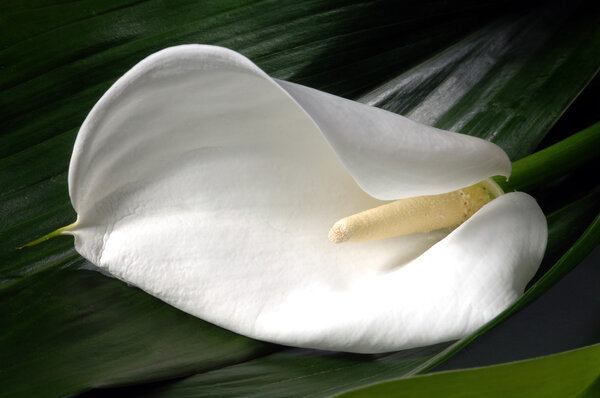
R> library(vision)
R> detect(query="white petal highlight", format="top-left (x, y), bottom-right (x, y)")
top-left (67, 45), bottom-right (545, 353)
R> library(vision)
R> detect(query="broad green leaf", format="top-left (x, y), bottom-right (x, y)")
top-left (139, 344), bottom-right (451, 398)
top-left (359, 0), bottom-right (600, 160)
top-left (577, 375), bottom-right (600, 398)
top-left (0, 262), bottom-right (273, 397)
top-left (335, 343), bottom-right (600, 398)
top-left (1, 0), bottom-right (598, 397)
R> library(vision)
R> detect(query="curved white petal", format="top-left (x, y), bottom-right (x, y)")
top-left (277, 80), bottom-right (510, 199)
top-left (68, 45), bottom-right (544, 353)
top-left (69, 45), bottom-right (510, 208)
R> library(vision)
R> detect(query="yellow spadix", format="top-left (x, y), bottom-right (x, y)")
top-left (328, 179), bottom-right (503, 244)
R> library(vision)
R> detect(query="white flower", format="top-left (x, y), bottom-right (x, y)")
top-left (66, 45), bottom-right (547, 353)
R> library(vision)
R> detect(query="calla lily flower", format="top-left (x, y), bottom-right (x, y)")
top-left (62, 45), bottom-right (547, 353)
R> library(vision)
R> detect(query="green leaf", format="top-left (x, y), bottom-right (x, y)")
top-left (137, 344), bottom-right (452, 398)
top-left (1, 1), bottom-right (598, 397)
top-left (359, 0), bottom-right (600, 160)
top-left (0, 261), bottom-right (274, 396)
top-left (335, 343), bottom-right (600, 398)
top-left (577, 375), bottom-right (600, 398)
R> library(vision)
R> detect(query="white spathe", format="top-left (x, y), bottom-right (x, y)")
top-left (67, 45), bottom-right (547, 353)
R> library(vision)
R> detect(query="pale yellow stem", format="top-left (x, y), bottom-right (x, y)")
top-left (328, 179), bottom-right (503, 244)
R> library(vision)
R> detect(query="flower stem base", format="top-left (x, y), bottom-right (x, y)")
top-left (17, 220), bottom-right (79, 250)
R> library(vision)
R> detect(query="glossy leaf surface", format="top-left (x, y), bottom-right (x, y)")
top-left (336, 343), bottom-right (600, 398)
